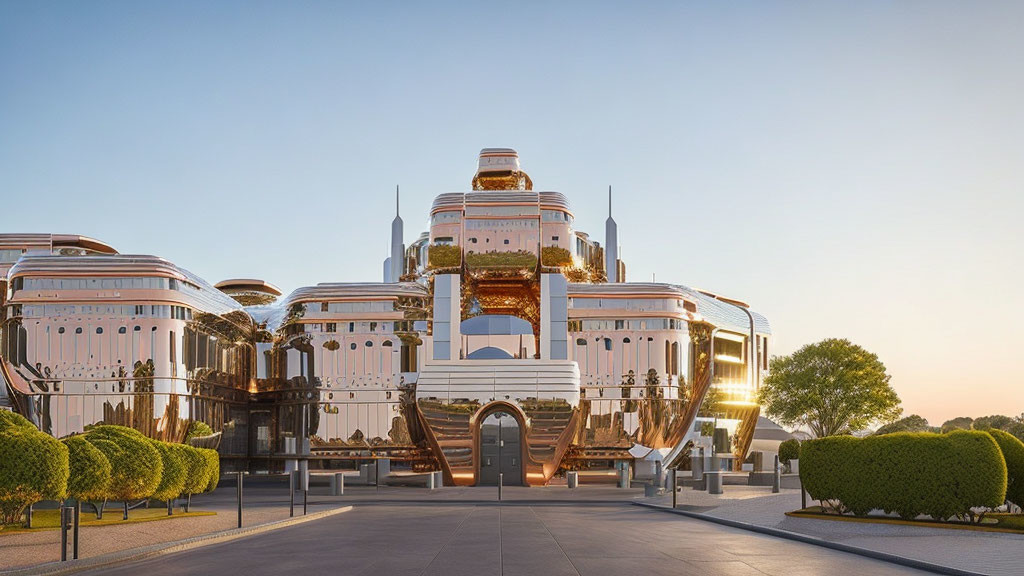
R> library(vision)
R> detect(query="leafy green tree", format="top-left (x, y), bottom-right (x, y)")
top-left (62, 435), bottom-right (111, 503)
top-left (199, 448), bottom-right (220, 492)
top-left (84, 425), bottom-right (162, 519)
top-left (874, 414), bottom-right (932, 435)
top-left (779, 439), bottom-right (801, 464)
top-left (941, 417), bottom-right (974, 433)
top-left (148, 440), bottom-right (187, 503)
top-left (973, 415), bottom-right (1015, 431)
top-left (758, 338), bottom-right (901, 438)
top-left (0, 427), bottom-right (69, 524)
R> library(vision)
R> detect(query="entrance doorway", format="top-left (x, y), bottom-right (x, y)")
top-left (478, 411), bottom-right (523, 486)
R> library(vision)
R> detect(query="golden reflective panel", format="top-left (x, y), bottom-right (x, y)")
top-left (415, 397), bottom-right (578, 486)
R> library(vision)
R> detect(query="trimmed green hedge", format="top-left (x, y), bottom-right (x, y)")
top-left (148, 440), bottom-right (187, 502)
top-left (0, 427), bottom-right (69, 524)
top-left (541, 246), bottom-right (573, 267)
top-left (84, 425), bottom-right (163, 502)
top-left (63, 435), bottom-right (111, 502)
top-left (180, 444), bottom-right (210, 496)
top-left (0, 410), bottom-right (34, 431)
top-left (779, 439), bottom-right (801, 464)
top-left (427, 244), bottom-right (461, 268)
top-left (801, 431), bottom-right (1007, 521)
top-left (199, 448), bottom-right (220, 492)
top-left (989, 429), bottom-right (1024, 509)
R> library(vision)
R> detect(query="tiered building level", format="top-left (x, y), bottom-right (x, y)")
top-left (1, 149), bottom-right (770, 485)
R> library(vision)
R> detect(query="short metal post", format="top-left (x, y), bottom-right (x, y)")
top-left (671, 470), bottom-right (678, 508)
top-left (303, 488), bottom-right (308, 516)
top-left (800, 476), bottom-right (807, 509)
top-left (60, 506), bottom-right (73, 561)
top-left (237, 471), bottom-right (243, 528)
top-left (772, 455), bottom-right (781, 494)
top-left (289, 471), bottom-right (295, 518)
top-left (73, 500), bottom-right (80, 560)
top-left (375, 458), bottom-right (380, 493)
top-left (25, 503), bottom-right (32, 528)
top-left (498, 472), bottom-right (503, 501)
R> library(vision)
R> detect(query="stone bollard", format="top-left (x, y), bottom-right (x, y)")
top-left (707, 453), bottom-right (723, 495)
top-left (567, 471), bottom-right (578, 489)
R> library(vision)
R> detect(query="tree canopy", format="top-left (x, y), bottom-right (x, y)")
top-left (874, 414), bottom-right (934, 435)
top-left (940, 414), bottom-right (1024, 441)
top-left (941, 417), bottom-right (974, 433)
top-left (758, 338), bottom-right (901, 438)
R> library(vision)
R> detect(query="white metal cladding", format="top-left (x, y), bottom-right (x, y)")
top-left (416, 359), bottom-right (580, 402)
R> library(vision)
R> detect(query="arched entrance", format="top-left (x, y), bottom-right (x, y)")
top-left (478, 410), bottom-right (523, 486)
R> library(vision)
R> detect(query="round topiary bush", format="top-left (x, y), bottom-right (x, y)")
top-left (62, 434), bottom-right (111, 502)
top-left (987, 429), bottom-right (1024, 509)
top-left (198, 448), bottom-right (220, 492)
top-left (84, 425), bottom-right (163, 503)
top-left (945, 430), bottom-right (1007, 519)
top-left (779, 439), bottom-right (801, 465)
top-left (0, 427), bottom-right (69, 524)
top-left (184, 420), bottom-right (214, 442)
top-left (148, 440), bottom-right (187, 502)
top-left (179, 444), bottom-right (210, 497)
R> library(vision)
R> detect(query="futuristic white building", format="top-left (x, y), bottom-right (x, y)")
top-left (1, 149), bottom-right (770, 485)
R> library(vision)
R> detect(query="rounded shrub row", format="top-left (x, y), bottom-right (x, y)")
top-left (801, 430), bottom-right (1007, 522)
top-left (988, 429), bottom-right (1024, 509)
top-left (0, 417), bottom-right (222, 525)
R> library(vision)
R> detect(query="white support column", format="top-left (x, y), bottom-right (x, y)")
top-left (540, 274), bottom-right (568, 360)
top-left (432, 274), bottom-right (461, 361)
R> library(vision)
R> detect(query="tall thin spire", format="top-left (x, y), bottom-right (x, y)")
top-left (389, 185), bottom-right (405, 283)
top-left (605, 185), bottom-right (619, 283)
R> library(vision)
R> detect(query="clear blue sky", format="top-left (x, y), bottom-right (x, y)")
top-left (2, 1), bottom-right (1022, 425)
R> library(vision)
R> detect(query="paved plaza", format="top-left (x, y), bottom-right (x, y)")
top-left (78, 500), bottom-right (930, 576)
top-left (8, 481), bottom-right (1021, 575)
top-left (649, 484), bottom-right (1024, 576)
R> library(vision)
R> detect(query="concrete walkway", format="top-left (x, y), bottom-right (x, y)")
top-left (646, 484), bottom-right (1024, 576)
top-left (76, 502), bottom-right (930, 576)
top-left (0, 483), bottom-right (348, 572)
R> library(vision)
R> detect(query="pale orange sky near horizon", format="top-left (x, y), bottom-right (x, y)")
top-left (2, 2), bottom-right (1021, 426)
